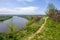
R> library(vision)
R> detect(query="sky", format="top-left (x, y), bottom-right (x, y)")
top-left (0, 0), bottom-right (60, 15)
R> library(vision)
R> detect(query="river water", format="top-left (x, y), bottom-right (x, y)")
top-left (0, 16), bottom-right (28, 32)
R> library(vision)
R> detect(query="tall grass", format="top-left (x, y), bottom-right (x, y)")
top-left (0, 16), bottom-right (45, 40)
top-left (32, 17), bottom-right (60, 40)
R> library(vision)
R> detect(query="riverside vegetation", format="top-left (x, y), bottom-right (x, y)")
top-left (0, 3), bottom-right (60, 40)
top-left (0, 16), bottom-right (44, 40)
top-left (0, 16), bottom-right (12, 21)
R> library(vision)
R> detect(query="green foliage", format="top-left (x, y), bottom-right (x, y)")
top-left (19, 17), bottom-right (45, 39)
top-left (26, 19), bottom-right (34, 26)
top-left (32, 17), bottom-right (60, 40)
top-left (46, 3), bottom-right (55, 15)
top-left (48, 3), bottom-right (55, 10)
top-left (20, 16), bottom-right (33, 20)
top-left (0, 33), bottom-right (8, 40)
top-left (25, 16), bottom-right (41, 26)
top-left (46, 3), bottom-right (60, 21)
top-left (7, 20), bottom-right (17, 33)
top-left (0, 16), bottom-right (45, 40)
top-left (0, 16), bottom-right (12, 21)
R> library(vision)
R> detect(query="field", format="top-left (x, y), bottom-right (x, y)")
top-left (0, 16), bottom-right (60, 40)
top-left (31, 17), bottom-right (60, 40)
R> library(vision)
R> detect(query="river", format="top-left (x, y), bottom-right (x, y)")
top-left (0, 16), bottom-right (28, 32)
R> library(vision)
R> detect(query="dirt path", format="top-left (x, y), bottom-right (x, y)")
top-left (25, 17), bottom-right (48, 40)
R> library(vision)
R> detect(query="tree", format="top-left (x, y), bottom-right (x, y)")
top-left (46, 3), bottom-right (60, 22)
top-left (48, 3), bottom-right (55, 9)
top-left (46, 3), bottom-right (55, 15)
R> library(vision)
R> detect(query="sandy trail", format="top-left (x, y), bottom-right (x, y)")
top-left (26, 17), bottom-right (48, 40)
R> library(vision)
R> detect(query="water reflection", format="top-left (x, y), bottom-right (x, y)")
top-left (0, 16), bottom-right (28, 32)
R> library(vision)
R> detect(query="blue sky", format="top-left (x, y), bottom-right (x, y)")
top-left (0, 0), bottom-right (60, 15)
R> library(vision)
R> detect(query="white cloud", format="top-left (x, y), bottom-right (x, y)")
top-left (0, 6), bottom-right (38, 15)
top-left (16, 0), bottom-right (34, 2)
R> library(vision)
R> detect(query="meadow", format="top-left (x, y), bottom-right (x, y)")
top-left (31, 17), bottom-right (60, 40)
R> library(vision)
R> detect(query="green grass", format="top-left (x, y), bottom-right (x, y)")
top-left (0, 17), bottom-right (45, 40)
top-left (15, 17), bottom-right (45, 40)
top-left (20, 16), bottom-right (33, 20)
top-left (32, 17), bottom-right (60, 40)
top-left (1, 16), bottom-right (60, 40)
top-left (0, 16), bottom-right (12, 21)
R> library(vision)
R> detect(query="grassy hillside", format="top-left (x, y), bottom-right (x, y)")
top-left (32, 17), bottom-right (60, 40)
top-left (0, 16), bottom-right (60, 40)
top-left (0, 16), bottom-right (44, 40)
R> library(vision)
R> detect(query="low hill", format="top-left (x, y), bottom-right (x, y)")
top-left (32, 17), bottom-right (60, 40)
